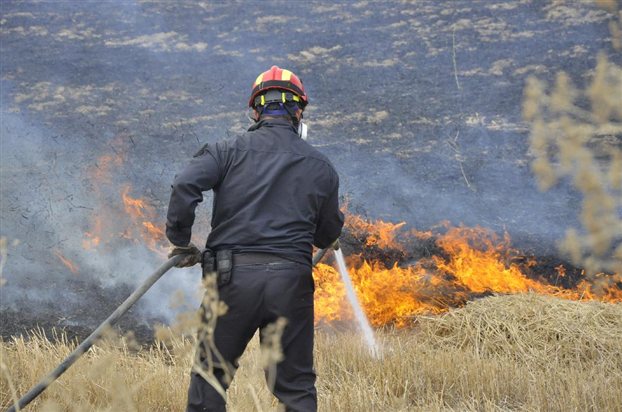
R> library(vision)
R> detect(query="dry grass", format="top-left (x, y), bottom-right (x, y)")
top-left (1, 294), bottom-right (621, 411)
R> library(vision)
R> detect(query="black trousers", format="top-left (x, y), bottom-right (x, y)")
top-left (187, 260), bottom-right (317, 412)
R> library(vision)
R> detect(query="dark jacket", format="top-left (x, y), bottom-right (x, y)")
top-left (165, 118), bottom-right (344, 265)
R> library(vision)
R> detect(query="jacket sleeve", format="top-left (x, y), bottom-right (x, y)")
top-left (313, 170), bottom-right (344, 249)
top-left (165, 144), bottom-right (221, 246)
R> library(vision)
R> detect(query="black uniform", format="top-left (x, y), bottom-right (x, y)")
top-left (166, 117), bottom-right (344, 412)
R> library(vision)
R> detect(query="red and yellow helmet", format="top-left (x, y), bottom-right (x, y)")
top-left (249, 65), bottom-right (308, 109)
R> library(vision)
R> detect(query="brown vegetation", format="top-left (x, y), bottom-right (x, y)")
top-left (524, 2), bottom-right (622, 275)
top-left (2, 294), bottom-right (621, 411)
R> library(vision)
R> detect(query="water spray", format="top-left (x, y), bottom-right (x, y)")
top-left (313, 243), bottom-right (381, 358)
top-left (332, 247), bottom-right (381, 358)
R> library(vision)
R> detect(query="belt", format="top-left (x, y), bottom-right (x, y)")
top-left (233, 253), bottom-right (293, 265)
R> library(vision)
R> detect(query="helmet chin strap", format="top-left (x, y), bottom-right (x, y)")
top-left (247, 108), bottom-right (258, 123)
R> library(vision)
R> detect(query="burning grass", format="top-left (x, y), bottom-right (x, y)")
top-left (1, 294), bottom-right (621, 411)
top-left (314, 216), bottom-right (622, 328)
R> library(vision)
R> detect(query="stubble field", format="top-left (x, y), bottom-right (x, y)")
top-left (2, 293), bottom-right (621, 412)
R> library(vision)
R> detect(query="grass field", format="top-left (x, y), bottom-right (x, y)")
top-left (1, 293), bottom-right (621, 412)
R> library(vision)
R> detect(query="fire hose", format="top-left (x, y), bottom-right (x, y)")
top-left (6, 249), bottom-right (330, 412)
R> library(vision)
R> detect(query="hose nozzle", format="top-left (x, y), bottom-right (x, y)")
top-left (331, 239), bottom-right (340, 250)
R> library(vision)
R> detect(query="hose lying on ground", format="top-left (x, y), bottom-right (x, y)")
top-left (7, 248), bottom-right (330, 411)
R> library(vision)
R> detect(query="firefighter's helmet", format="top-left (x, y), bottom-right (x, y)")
top-left (249, 65), bottom-right (308, 109)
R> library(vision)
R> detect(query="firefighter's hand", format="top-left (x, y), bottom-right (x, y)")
top-left (330, 239), bottom-right (340, 250)
top-left (168, 242), bottom-right (202, 268)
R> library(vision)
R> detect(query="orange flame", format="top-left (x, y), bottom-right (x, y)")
top-left (313, 216), bottom-right (622, 328)
top-left (120, 185), bottom-right (167, 254)
top-left (82, 133), bottom-right (167, 256)
top-left (314, 259), bottom-right (452, 327)
top-left (121, 186), bottom-right (151, 217)
top-left (143, 221), bottom-right (166, 240)
top-left (346, 213), bottom-right (406, 250)
top-left (54, 251), bottom-right (79, 274)
top-left (83, 216), bottom-right (103, 250)
top-left (83, 134), bottom-right (128, 252)
top-left (432, 226), bottom-right (542, 294)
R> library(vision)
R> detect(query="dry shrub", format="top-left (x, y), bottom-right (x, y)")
top-left (524, 3), bottom-right (622, 275)
top-left (2, 295), bottom-right (621, 411)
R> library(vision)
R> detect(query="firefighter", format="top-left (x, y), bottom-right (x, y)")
top-left (165, 65), bottom-right (344, 412)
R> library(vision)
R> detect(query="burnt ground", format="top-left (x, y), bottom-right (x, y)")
top-left (1, 1), bottom-right (621, 342)
top-left (0, 275), bottom-right (164, 343)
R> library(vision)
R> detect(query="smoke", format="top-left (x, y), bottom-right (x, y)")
top-left (327, 124), bottom-right (582, 254)
top-left (0, 109), bottom-right (202, 324)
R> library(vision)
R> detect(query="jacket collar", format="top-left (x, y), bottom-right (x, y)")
top-left (248, 117), bottom-right (298, 133)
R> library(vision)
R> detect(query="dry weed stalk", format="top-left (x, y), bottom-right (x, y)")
top-left (0, 237), bottom-right (19, 288)
top-left (0, 238), bottom-right (20, 411)
top-left (523, 3), bottom-right (622, 275)
top-left (595, 0), bottom-right (622, 50)
top-left (260, 317), bottom-right (287, 393)
top-left (191, 272), bottom-right (231, 399)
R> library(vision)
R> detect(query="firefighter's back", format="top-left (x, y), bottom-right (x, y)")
top-left (206, 117), bottom-right (339, 265)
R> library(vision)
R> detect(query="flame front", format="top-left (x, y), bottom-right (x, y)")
top-left (346, 213), bottom-right (406, 250)
top-left (432, 226), bottom-right (542, 294)
top-left (313, 216), bottom-right (622, 327)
